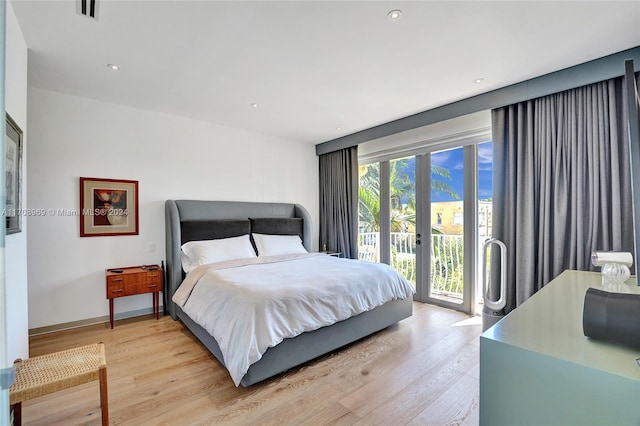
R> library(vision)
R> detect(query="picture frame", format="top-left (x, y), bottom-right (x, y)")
top-left (5, 113), bottom-right (23, 234)
top-left (80, 177), bottom-right (139, 237)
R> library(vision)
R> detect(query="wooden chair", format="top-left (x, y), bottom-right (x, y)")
top-left (9, 343), bottom-right (108, 425)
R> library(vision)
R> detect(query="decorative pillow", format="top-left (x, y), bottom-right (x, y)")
top-left (181, 234), bottom-right (256, 273)
top-left (252, 233), bottom-right (308, 257)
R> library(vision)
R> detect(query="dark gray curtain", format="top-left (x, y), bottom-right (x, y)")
top-left (319, 146), bottom-right (358, 259)
top-left (492, 73), bottom-right (639, 313)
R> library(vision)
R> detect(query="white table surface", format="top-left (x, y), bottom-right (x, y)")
top-left (481, 270), bottom-right (640, 381)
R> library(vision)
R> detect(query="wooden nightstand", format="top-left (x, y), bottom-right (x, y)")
top-left (105, 265), bottom-right (163, 328)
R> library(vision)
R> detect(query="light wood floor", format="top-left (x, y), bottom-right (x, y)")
top-left (22, 302), bottom-right (482, 425)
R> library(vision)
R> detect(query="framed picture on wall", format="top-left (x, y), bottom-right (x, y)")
top-left (79, 177), bottom-right (139, 237)
top-left (5, 113), bottom-right (23, 234)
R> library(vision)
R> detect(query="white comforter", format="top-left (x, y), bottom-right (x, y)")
top-left (172, 253), bottom-right (414, 386)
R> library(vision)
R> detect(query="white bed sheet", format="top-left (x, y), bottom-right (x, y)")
top-left (173, 253), bottom-right (414, 386)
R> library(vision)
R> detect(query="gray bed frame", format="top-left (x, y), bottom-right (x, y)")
top-left (165, 199), bottom-right (413, 386)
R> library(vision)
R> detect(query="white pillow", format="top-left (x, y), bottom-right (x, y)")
top-left (252, 233), bottom-right (307, 257)
top-left (181, 234), bottom-right (256, 273)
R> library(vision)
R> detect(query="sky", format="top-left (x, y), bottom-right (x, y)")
top-left (430, 141), bottom-right (493, 202)
top-left (396, 141), bottom-right (493, 203)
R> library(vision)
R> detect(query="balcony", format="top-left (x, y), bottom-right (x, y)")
top-left (359, 232), bottom-right (464, 300)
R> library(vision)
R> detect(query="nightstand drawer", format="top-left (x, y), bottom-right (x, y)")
top-left (106, 282), bottom-right (139, 298)
top-left (107, 272), bottom-right (144, 286)
top-left (145, 271), bottom-right (162, 283)
top-left (137, 281), bottom-right (162, 293)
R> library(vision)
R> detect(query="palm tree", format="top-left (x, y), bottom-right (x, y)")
top-left (358, 162), bottom-right (413, 232)
top-left (358, 159), bottom-right (459, 233)
top-left (431, 165), bottom-right (459, 199)
top-left (359, 158), bottom-right (463, 291)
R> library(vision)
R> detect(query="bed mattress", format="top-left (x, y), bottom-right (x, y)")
top-left (173, 253), bottom-right (414, 385)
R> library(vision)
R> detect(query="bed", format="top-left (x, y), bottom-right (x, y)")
top-left (165, 199), bottom-right (414, 387)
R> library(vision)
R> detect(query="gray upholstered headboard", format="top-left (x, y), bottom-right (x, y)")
top-left (164, 200), bottom-right (312, 319)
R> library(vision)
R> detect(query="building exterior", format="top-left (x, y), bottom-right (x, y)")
top-left (431, 200), bottom-right (492, 239)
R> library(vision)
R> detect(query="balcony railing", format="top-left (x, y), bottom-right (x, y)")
top-left (358, 232), bottom-right (464, 299)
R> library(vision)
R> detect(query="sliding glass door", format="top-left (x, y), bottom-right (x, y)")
top-left (389, 157), bottom-right (416, 287)
top-left (358, 162), bottom-right (381, 263)
top-left (358, 157), bottom-right (417, 288)
top-left (427, 147), bottom-right (467, 307)
top-left (416, 146), bottom-right (475, 312)
top-left (358, 140), bottom-right (492, 314)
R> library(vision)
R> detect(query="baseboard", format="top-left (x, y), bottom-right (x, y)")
top-left (28, 306), bottom-right (163, 336)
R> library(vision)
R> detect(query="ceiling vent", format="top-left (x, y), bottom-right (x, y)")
top-left (76, 0), bottom-right (99, 20)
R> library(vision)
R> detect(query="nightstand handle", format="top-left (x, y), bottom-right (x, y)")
top-left (148, 284), bottom-right (158, 288)
top-left (112, 289), bottom-right (124, 293)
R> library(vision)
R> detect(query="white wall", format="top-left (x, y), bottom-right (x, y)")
top-left (5, 2), bottom-right (29, 360)
top-left (27, 88), bottom-right (318, 329)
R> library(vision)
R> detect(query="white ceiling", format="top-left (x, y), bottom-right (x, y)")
top-left (10, 1), bottom-right (640, 145)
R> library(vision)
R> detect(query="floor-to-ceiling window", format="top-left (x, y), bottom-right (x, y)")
top-left (358, 130), bottom-right (492, 314)
top-left (358, 162), bottom-right (381, 263)
top-left (426, 147), bottom-right (466, 306)
top-left (389, 157), bottom-right (416, 287)
top-left (358, 157), bottom-right (417, 287)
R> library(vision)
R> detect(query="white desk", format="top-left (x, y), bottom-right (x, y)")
top-left (480, 270), bottom-right (640, 425)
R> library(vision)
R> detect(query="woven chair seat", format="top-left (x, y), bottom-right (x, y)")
top-left (9, 343), bottom-right (108, 425)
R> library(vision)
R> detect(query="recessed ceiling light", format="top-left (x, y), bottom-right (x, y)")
top-left (107, 64), bottom-right (119, 70)
top-left (250, 103), bottom-right (259, 108)
top-left (336, 127), bottom-right (342, 131)
top-left (474, 78), bottom-right (485, 84)
top-left (388, 9), bottom-right (402, 21)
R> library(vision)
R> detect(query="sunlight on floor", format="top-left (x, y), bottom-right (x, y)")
top-left (452, 316), bottom-right (483, 327)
